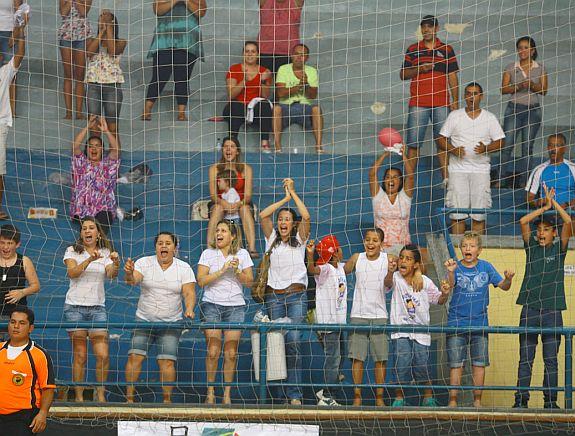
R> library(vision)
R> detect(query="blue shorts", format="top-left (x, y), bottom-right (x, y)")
top-left (200, 301), bottom-right (245, 324)
top-left (63, 303), bottom-right (107, 333)
top-left (129, 318), bottom-right (181, 361)
top-left (59, 39), bottom-right (86, 50)
top-left (0, 31), bottom-right (13, 65)
top-left (279, 103), bottom-right (315, 130)
top-left (447, 332), bottom-right (489, 368)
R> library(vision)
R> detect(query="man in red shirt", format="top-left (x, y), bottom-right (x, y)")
top-left (401, 15), bottom-right (459, 183)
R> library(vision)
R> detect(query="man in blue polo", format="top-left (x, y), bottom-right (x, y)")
top-left (525, 134), bottom-right (575, 209)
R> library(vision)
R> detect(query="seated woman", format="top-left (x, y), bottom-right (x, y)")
top-left (207, 137), bottom-right (258, 257)
top-left (368, 146), bottom-right (415, 255)
top-left (223, 41), bottom-right (273, 152)
top-left (70, 115), bottom-right (121, 234)
top-left (85, 9), bottom-right (127, 138)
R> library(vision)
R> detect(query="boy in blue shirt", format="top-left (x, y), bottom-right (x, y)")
top-left (445, 232), bottom-right (515, 407)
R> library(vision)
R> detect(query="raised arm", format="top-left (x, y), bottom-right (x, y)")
top-left (103, 19), bottom-right (127, 56)
top-left (105, 252), bottom-right (120, 279)
top-left (72, 120), bottom-right (93, 156)
top-left (402, 145), bottom-right (415, 197)
top-left (12, 17), bottom-right (27, 69)
top-left (74, 0), bottom-right (93, 17)
top-left (368, 152), bottom-right (389, 197)
top-left (99, 117), bottom-right (120, 160)
top-left (551, 196), bottom-right (573, 249)
top-left (59, 0), bottom-right (72, 17)
top-left (497, 270), bottom-right (515, 291)
top-left (285, 178), bottom-right (311, 240)
top-left (186, 0), bottom-right (207, 18)
top-left (259, 187), bottom-right (291, 238)
top-left (153, 0), bottom-right (180, 15)
top-left (519, 187), bottom-right (553, 243)
top-left (306, 240), bottom-right (320, 275)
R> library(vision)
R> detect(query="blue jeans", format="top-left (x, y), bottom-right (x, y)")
top-left (265, 291), bottom-right (307, 400)
top-left (319, 331), bottom-right (343, 396)
top-left (515, 306), bottom-right (563, 403)
top-left (497, 102), bottom-right (542, 178)
top-left (394, 338), bottom-right (432, 384)
top-left (405, 105), bottom-right (450, 149)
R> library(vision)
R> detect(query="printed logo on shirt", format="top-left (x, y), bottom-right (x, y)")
top-left (11, 370), bottom-right (26, 386)
top-left (545, 256), bottom-right (556, 264)
top-left (457, 272), bottom-right (489, 295)
top-left (336, 279), bottom-right (346, 311)
top-left (402, 291), bottom-right (419, 320)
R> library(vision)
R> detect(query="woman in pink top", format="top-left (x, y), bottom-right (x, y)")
top-left (258, 0), bottom-right (303, 75)
top-left (368, 146), bottom-right (415, 255)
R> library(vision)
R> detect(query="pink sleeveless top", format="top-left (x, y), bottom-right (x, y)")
top-left (258, 0), bottom-right (302, 55)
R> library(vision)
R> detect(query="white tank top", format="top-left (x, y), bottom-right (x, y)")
top-left (0, 0), bottom-right (13, 32)
top-left (350, 252), bottom-right (389, 319)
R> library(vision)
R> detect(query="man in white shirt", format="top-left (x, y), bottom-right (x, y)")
top-left (438, 82), bottom-right (505, 234)
top-left (0, 13), bottom-right (26, 220)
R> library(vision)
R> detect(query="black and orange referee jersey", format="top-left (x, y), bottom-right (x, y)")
top-left (0, 340), bottom-right (56, 415)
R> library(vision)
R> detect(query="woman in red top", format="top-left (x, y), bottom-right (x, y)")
top-left (223, 41), bottom-right (273, 152)
top-left (207, 137), bottom-right (258, 257)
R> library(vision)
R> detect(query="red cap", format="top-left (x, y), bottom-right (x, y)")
top-left (316, 235), bottom-right (341, 265)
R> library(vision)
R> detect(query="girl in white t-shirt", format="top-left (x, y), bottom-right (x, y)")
top-left (384, 244), bottom-right (451, 408)
top-left (306, 235), bottom-right (346, 407)
top-left (197, 220), bottom-right (254, 405)
top-left (343, 228), bottom-right (389, 406)
top-left (63, 217), bottom-right (120, 402)
top-left (259, 177), bottom-right (310, 404)
top-left (368, 146), bottom-right (415, 255)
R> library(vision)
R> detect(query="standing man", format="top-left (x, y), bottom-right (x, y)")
top-left (438, 82), bottom-right (505, 234)
top-left (525, 134), bottom-right (575, 209)
top-left (273, 43), bottom-right (324, 154)
top-left (401, 15), bottom-right (459, 182)
top-left (0, 306), bottom-right (55, 434)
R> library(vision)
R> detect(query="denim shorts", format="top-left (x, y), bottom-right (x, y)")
top-left (63, 303), bottom-right (107, 333)
top-left (59, 39), bottom-right (86, 50)
top-left (87, 83), bottom-right (123, 123)
top-left (200, 301), bottom-right (245, 324)
top-left (128, 318), bottom-right (181, 361)
top-left (447, 332), bottom-right (489, 368)
top-left (279, 103), bottom-right (314, 129)
top-left (0, 30), bottom-right (12, 65)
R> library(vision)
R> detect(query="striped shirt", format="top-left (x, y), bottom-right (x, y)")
top-left (403, 38), bottom-right (459, 108)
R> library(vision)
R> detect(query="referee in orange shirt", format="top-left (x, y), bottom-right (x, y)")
top-left (0, 306), bottom-right (55, 434)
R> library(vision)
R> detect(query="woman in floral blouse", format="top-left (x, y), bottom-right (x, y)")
top-left (85, 9), bottom-right (126, 138)
top-left (70, 115), bottom-right (121, 235)
top-left (58, 0), bottom-right (93, 120)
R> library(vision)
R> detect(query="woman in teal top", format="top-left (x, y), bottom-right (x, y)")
top-left (142, 0), bottom-right (206, 121)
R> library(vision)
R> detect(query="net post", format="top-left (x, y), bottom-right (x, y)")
top-left (258, 324), bottom-right (268, 404)
top-left (436, 207), bottom-right (456, 258)
top-left (565, 332), bottom-right (573, 409)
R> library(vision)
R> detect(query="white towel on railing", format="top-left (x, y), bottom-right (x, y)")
top-left (246, 98), bottom-right (273, 124)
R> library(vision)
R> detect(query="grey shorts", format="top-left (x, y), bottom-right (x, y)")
top-left (87, 83), bottom-right (123, 123)
top-left (348, 317), bottom-right (389, 362)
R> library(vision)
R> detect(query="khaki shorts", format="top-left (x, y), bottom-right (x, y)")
top-left (348, 317), bottom-right (389, 363)
top-left (446, 172), bottom-right (491, 221)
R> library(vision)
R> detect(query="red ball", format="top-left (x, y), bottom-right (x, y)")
top-left (378, 127), bottom-right (403, 147)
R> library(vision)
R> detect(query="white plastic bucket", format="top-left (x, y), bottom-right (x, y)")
top-left (251, 331), bottom-right (287, 381)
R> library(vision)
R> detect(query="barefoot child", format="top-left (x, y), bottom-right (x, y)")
top-left (385, 244), bottom-right (451, 407)
top-left (344, 228), bottom-right (390, 406)
top-left (445, 232), bottom-right (515, 407)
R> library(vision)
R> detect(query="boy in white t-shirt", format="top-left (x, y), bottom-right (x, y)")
top-left (384, 244), bottom-right (451, 407)
top-left (0, 15), bottom-right (26, 220)
top-left (437, 82), bottom-right (506, 235)
top-left (306, 235), bottom-right (346, 407)
top-left (217, 169), bottom-right (241, 221)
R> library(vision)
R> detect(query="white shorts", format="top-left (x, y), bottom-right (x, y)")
top-left (446, 172), bottom-right (491, 221)
top-left (0, 125), bottom-right (7, 175)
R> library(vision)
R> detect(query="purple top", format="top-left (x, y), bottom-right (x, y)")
top-left (70, 153), bottom-right (120, 218)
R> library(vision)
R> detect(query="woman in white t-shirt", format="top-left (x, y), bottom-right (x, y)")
top-left (197, 220), bottom-right (254, 405)
top-left (123, 231), bottom-right (196, 404)
top-left (259, 177), bottom-right (310, 404)
top-left (63, 217), bottom-right (120, 402)
top-left (368, 146), bottom-right (415, 255)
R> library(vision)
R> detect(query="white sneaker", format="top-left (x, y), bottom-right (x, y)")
top-left (315, 389), bottom-right (324, 400)
top-left (318, 396), bottom-right (340, 407)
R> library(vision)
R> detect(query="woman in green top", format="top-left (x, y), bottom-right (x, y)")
top-left (142, 0), bottom-right (206, 121)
